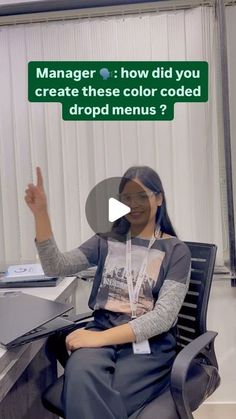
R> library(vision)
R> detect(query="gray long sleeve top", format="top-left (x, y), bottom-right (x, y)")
top-left (36, 234), bottom-right (191, 343)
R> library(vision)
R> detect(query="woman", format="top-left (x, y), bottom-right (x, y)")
top-left (25, 165), bottom-right (191, 419)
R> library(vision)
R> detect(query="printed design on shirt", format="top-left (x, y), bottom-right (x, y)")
top-left (94, 240), bottom-right (165, 316)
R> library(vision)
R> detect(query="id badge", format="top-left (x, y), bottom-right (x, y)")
top-left (132, 339), bottom-right (151, 354)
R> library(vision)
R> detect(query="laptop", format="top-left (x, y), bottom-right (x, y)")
top-left (0, 276), bottom-right (61, 288)
top-left (0, 291), bottom-right (78, 349)
top-left (0, 263), bottom-right (61, 288)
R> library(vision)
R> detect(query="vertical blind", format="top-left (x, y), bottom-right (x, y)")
top-left (226, 4), bottom-right (236, 254)
top-left (0, 6), bottom-right (225, 268)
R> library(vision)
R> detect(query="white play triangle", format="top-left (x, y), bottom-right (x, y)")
top-left (108, 198), bottom-right (131, 222)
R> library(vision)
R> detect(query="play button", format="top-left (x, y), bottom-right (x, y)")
top-left (85, 176), bottom-right (151, 240)
top-left (108, 198), bottom-right (130, 222)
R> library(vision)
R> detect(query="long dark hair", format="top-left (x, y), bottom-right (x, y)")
top-left (112, 166), bottom-right (177, 237)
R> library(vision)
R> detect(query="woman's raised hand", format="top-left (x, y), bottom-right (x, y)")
top-left (25, 167), bottom-right (48, 216)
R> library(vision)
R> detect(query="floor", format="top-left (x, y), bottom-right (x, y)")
top-left (193, 275), bottom-right (236, 418)
top-left (75, 275), bottom-right (236, 418)
top-left (193, 403), bottom-right (236, 418)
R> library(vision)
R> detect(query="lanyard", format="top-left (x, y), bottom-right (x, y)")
top-left (126, 227), bottom-right (160, 319)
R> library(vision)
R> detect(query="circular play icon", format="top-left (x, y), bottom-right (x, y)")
top-left (85, 176), bottom-right (151, 239)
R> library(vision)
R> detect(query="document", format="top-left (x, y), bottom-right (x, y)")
top-left (0, 263), bottom-right (59, 287)
top-left (6, 263), bottom-right (49, 280)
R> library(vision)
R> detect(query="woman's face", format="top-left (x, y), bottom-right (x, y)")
top-left (120, 178), bottom-right (162, 227)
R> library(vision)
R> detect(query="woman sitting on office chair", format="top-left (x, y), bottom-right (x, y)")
top-left (25, 165), bottom-right (191, 419)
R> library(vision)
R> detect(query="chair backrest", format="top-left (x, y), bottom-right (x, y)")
top-left (176, 242), bottom-right (217, 353)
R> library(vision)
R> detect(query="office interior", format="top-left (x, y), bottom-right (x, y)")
top-left (0, 0), bottom-right (236, 418)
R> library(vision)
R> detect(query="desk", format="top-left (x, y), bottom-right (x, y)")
top-left (0, 277), bottom-right (77, 419)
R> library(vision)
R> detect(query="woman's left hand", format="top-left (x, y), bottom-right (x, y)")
top-left (65, 329), bottom-right (105, 351)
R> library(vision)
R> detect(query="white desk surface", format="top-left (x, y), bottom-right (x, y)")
top-left (0, 276), bottom-right (77, 401)
top-left (0, 276), bottom-right (77, 300)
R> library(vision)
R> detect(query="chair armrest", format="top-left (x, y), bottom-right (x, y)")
top-left (170, 331), bottom-right (218, 419)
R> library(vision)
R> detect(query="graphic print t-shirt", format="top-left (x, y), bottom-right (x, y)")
top-left (94, 238), bottom-right (165, 316)
top-left (35, 233), bottom-right (191, 340)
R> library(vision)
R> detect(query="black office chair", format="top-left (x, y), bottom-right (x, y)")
top-left (42, 242), bottom-right (221, 419)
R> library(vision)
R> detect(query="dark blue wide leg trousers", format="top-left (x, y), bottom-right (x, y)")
top-left (62, 330), bottom-right (176, 419)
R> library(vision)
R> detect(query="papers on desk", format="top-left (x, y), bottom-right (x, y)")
top-left (0, 263), bottom-right (60, 288)
top-left (7, 263), bottom-right (46, 279)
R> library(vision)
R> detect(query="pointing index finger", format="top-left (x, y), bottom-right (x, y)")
top-left (36, 167), bottom-right (43, 188)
